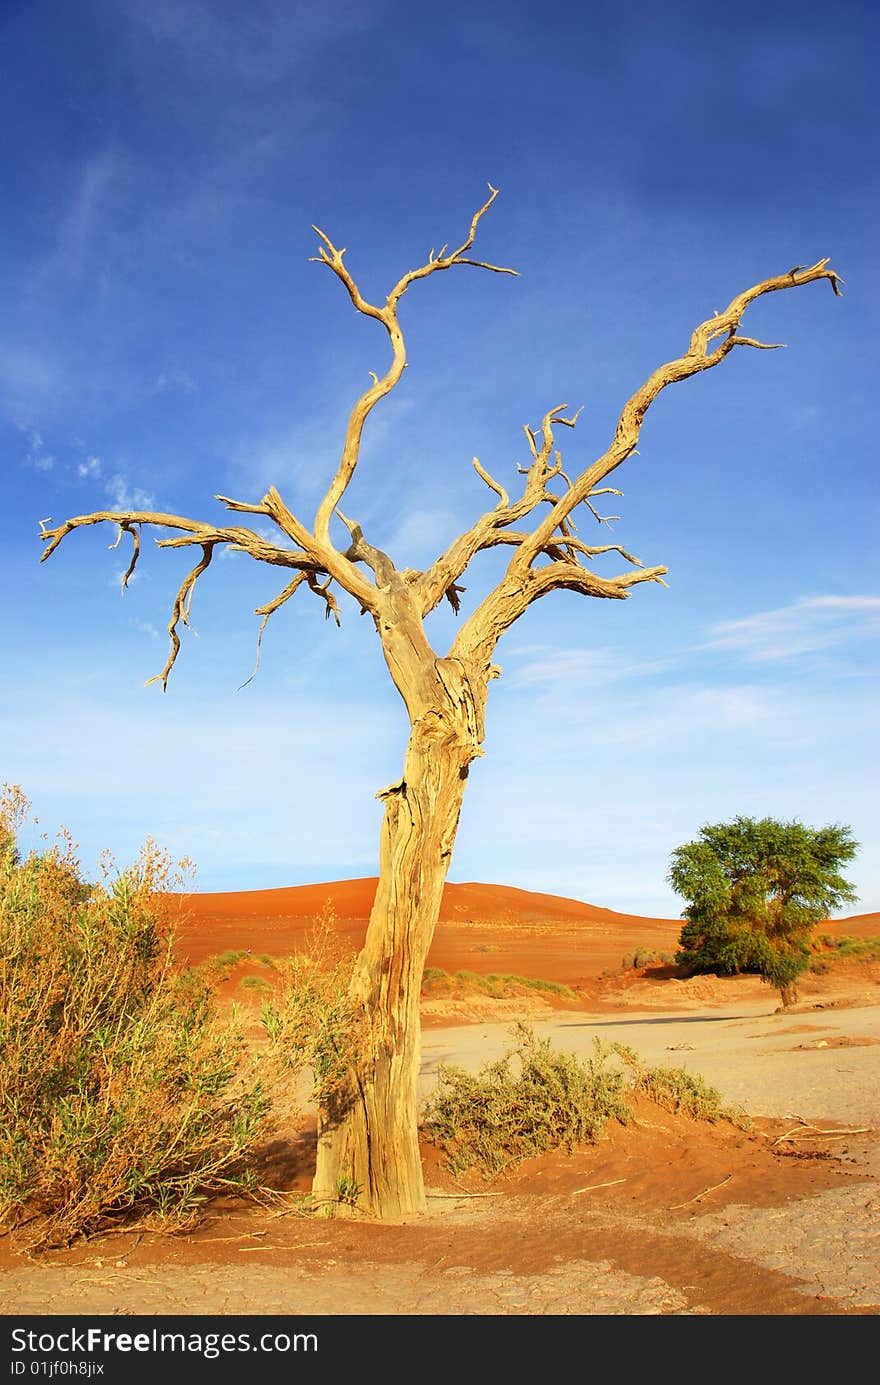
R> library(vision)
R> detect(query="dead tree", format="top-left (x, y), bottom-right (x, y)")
top-left (40, 187), bottom-right (842, 1220)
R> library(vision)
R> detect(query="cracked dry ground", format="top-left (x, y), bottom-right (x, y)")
top-left (2, 1099), bottom-right (878, 1317)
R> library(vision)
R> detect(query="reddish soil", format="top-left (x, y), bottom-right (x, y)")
top-left (3, 880), bottom-right (878, 1318)
top-left (168, 877), bottom-right (685, 985)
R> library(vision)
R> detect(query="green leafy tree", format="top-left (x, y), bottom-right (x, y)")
top-left (669, 817), bottom-right (859, 1007)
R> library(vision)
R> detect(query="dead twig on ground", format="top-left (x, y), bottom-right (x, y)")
top-left (669, 1174), bottom-right (733, 1210)
top-left (425, 1191), bottom-right (504, 1199)
top-left (238, 1244), bottom-right (290, 1252)
top-left (771, 1121), bottom-right (874, 1147)
top-left (196, 1231), bottom-right (268, 1243)
top-left (572, 1178), bottom-right (627, 1195)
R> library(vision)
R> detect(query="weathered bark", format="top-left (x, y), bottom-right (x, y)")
top-left (311, 722), bottom-right (469, 1216)
top-left (312, 623), bottom-right (487, 1218)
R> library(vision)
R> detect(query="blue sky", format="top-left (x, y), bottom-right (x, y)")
top-left (2, 0), bottom-right (877, 917)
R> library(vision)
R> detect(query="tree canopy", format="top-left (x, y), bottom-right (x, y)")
top-left (669, 816), bottom-right (859, 1004)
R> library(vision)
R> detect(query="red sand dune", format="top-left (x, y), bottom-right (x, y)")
top-left (170, 878), bottom-right (879, 988)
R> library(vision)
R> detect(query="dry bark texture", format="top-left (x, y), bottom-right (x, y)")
top-left (39, 188), bottom-right (842, 1219)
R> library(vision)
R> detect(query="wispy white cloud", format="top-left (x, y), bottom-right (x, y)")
top-left (38, 147), bottom-right (128, 291)
top-left (702, 595), bottom-right (880, 662)
top-left (507, 644), bottom-right (674, 689)
top-left (77, 456), bottom-right (102, 478)
top-left (123, 0), bottom-right (378, 85)
top-left (106, 565), bottom-right (144, 591)
top-left (17, 424), bottom-right (54, 471)
top-left (105, 474), bottom-right (156, 511)
top-left (240, 426), bottom-right (332, 500)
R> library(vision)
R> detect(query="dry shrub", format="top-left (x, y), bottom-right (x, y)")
top-left (258, 903), bottom-right (361, 1111)
top-left (613, 1043), bottom-right (750, 1127)
top-left (422, 1023), bottom-right (634, 1178)
top-left (423, 1023), bottom-right (749, 1179)
top-left (0, 786), bottom-right (266, 1249)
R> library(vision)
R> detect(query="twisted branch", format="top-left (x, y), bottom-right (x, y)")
top-left (311, 185), bottom-right (517, 546)
top-left (145, 543), bottom-right (215, 691)
top-left (39, 504), bottom-right (362, 689)
top-left (108, 521), bottom-right (141, 592)
top-left (415, 405), bottom-right (586, 616)
top-left (39, 200), bottom-right (841, 706)
top-left (238, 573), bottom-right (310, 690)
top-left (443, 257), bottom-right (841, 664)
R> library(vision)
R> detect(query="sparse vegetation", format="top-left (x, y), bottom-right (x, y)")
top-left (423, 1024), bottom-right (633, 1177)
top-left (620, 1047), bottom-right (750, 1127)
top-left (214, 948), bottom-right (251, 970)
top-left (815, 934), bottom-right (880, 961)
top-left (0, 786), bottom-right (267, 1250)
top-left (621, 947), bottom-right (659, 970)
top-left (259, 905), bottom-right (361, 1112)
top-left (423, 1023), bottom-right (749, 1179)
top-left (421, 967), bottom-right (575, 1000)
top-left (240, 975), bottom-right (271, 993)
top-left (809, 932), bottom-right (880, 974)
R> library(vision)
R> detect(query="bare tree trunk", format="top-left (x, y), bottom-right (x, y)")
top-left (779, 980), bottom-right (798, 1008)
top-left (312, 651), bottom-right (485, 1219)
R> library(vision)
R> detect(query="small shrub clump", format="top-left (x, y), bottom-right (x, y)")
top-left (620, 948), bottom-right (662, 971)
top-left (423, 1024), bottom-right (750, 1179)
top-left (422, 1023), bottom-right (634, 1177)
top-left (618, 1046), bottom-right (750, 1128)
top-left (0, 787), bottom-right (266, 1249)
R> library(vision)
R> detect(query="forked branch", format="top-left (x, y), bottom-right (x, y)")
top-left (39, 503), bottom-right (364, 689)
top-left (441, 257), bottom-right (841, 665)
top-left (311, 185), bottom-right (518, 545)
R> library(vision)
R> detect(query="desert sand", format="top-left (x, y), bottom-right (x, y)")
top-left (2, 878), bottom-right (878, 1319)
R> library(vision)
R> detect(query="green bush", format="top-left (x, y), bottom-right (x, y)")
top-left (623, 1053), bottom-right (749, 1127)
top-left (669, 816), bottom-right (859, 1005)
top-left (0, 787), bottom-right (266, 1249)
top-left (621, 949), bottom-right (658, 970)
